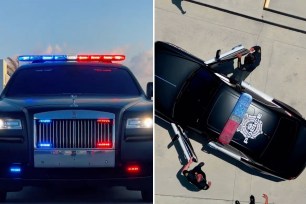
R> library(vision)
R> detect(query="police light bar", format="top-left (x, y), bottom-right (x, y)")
top-left (218, 93), bottom-right (252, 145)
top-left (77, 55), bottom-right (125, 62)
top-left (18, 54), bottom-right (125, 62)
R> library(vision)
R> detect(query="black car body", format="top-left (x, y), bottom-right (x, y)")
top-left (0, 59), bottom-right (153, 201)
top-left (155, 41), bottom-right (306, 180)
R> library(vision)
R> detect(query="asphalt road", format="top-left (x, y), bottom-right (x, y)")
top-left (155, 0), bottom-right (306, 203)
top-left (6, 186), bottom-right (149, 203)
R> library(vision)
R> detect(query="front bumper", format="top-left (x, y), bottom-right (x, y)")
top-left (0, 163), bottom-right (153, 192)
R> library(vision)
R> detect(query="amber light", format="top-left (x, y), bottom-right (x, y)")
top-left (97, 142), bottom-right (112, 148)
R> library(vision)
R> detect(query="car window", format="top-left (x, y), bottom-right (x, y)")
top-left (181, 68), bottom-right (221, 110)
top-left (261, 117), bottom-right (298, 165)
top-left (174, 68), bottom-right (221, 125)
top-left (5, 65), bottom-right (141, 97)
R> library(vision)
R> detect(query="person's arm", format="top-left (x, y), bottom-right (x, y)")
top-left (207, 181), bottom-right (212, 188)
top-left (182, 157), bottom-right (193, 174)
top-left (262, 194), bottom-right (268, 204)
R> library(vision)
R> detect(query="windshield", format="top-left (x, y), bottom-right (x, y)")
top-left (5, 65), bottom-right (141, 97)
top-left (174, 68), bottom-right (221, 126)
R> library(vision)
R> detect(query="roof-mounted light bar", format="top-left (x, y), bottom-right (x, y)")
top-left (76, 55), bottom-right (125, 62)
top-left (18, 55), bottom-right (125, 62)
top-left (18, 55), bottom-right (67, 62)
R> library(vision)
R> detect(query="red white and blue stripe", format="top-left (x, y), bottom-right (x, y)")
top-left (219, 93), bottom-right (252, 145)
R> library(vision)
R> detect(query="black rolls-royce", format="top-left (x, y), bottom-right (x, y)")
top-left (0, 55), bottom-right (153, 202)
top-left (155, 41), bottom-right (306, 180)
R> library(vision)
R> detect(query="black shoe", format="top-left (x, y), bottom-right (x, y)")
top-left (250, 195), bottom-right (255, 204)
top-left (199, 162), bottom-right (204, 167)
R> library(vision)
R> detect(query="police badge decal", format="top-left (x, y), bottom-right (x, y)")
top-left (237, 113), bottom-right (263, 144)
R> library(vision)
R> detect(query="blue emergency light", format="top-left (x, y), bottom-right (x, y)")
top-left (38, 119), bottom-right (52, 123)
top-left (37, 143), bottom-right (52, 148)
top-left (10, 167), bottom-right (21, 173)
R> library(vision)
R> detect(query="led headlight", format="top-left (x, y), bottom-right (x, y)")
top-left (126, 118), bottom-right (153, 129)
top-left (0, 119), bottom-right (22, 129)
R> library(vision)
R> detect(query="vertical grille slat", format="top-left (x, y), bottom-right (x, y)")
top-left (35, 119), bottom-right (113, 149)
top-left (38, 123), bottom-right (41, 144)
top-left (59, 121), bottom-right (62, 148)
top-left (86, 120), bottom-right (89, 148)
top-left (52, 121), bottom-right (54, 147)
top-left (80, 120), bottom-right (82, 148)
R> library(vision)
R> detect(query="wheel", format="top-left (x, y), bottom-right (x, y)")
top-left (0, 191), bottom-right (7, 202)
top-left (141, 189), bottom-right (153, 202)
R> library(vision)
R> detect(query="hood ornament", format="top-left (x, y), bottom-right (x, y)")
top-left (70, 95), bottom-right (78, 107)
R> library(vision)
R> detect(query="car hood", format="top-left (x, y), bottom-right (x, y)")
top-left (207, 88), bottom-right (279, 158)
top-left (155, 41), bottom-right (205, 117)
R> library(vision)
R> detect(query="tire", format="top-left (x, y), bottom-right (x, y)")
top-left (141, 189), bottom-right (153, 202)
top-left (0, 191), bottom-right (7, 202)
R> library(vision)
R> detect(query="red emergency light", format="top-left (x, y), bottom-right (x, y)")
top-left (77, 55), bottom-right (125, 62)
top-left (126, 165), bottom-right (140, 173)
top-left (96, 142), bottom-right (112, 148)
top-left (97, 119), bottom-right (111, 123)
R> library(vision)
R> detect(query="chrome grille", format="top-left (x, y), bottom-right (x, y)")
top-left (35, 119), bottom-right (114, 149)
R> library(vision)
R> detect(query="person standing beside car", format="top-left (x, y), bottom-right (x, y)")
top-left (182, 157), bottom-right (212, 190)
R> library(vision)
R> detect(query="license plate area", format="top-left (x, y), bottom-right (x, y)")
top-left (34, 149), bottom-right (115, 168)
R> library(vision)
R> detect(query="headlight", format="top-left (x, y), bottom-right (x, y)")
top-left (126, 118), bottom-right (153, 129)
top-left (0, 119), bottom-right (22, 129)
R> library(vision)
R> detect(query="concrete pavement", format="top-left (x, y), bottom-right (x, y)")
top-left (155, 0), bottom-right (306, 203)
top-left (268, 0), bottom-right (306, 19)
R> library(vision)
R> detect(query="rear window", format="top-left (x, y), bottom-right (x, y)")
top-left (5, 65), bottom-right (141, 97)
top-left (261, 118), bottom-right (298, 166)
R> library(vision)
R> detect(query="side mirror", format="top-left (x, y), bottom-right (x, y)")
top-left (146, 82), bottom-right (153, 99)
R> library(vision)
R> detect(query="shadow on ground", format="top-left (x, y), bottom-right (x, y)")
top-left (171, 0), bottom-right (186, 14)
